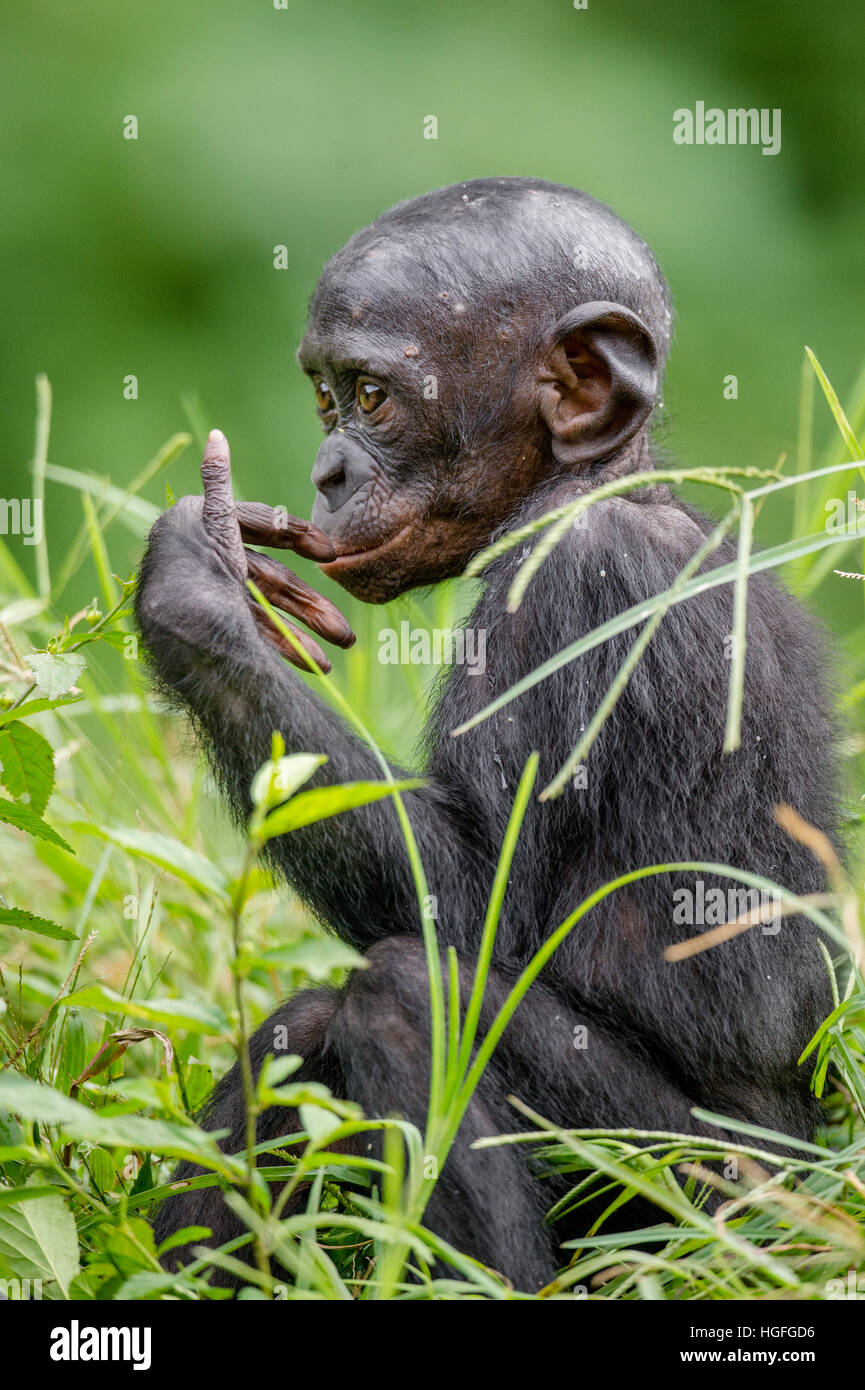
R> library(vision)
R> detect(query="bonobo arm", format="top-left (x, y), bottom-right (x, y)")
top-left (135, 447), bottom-right (492, 950)
top-left (429, 491), bottom-right (836, 1083)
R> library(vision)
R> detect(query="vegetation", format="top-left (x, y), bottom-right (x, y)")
top-left (1, 356), bottom-right (865, 1300)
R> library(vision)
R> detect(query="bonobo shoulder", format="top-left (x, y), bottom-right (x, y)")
top-left (566, 497), bottom-right (720, 624)
top-left (481, 493), bottom-right (710, 620)
top-left (515, 494), bottom-right (710, 599)
top-left (573, 495), bottom-right (706, 559)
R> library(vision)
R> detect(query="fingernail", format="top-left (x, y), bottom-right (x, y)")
top-left (207, 428), bottom-right (227, 444)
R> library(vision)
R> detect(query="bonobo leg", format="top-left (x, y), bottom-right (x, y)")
top-left (331, 938), bottom-right (556, 1289)
top-left (156, 937), bottom-right (743, 1293)
top-left (155, 939), bottom-right (554, 1291)
top-left (153, 990), bottom-right (349, 1276)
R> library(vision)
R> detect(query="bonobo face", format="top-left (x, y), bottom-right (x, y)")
top-left (297, 183), bottom-right (661, 604)
top-left (297, 252), bottom-right (550, 604)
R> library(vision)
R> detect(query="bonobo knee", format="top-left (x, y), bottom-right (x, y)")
top-left (353, 935), bottom-right (430, 1000)
top-left (247, 987), bottom-right (339, 1075)
top-left (338, 936), bottom-right (432, 1059)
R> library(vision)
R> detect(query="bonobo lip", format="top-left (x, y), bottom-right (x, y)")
top-left (319, 523), bottom-right (413, 573)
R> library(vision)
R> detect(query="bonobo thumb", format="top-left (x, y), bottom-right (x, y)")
top-left (201, 429), bottom-right (247, 582)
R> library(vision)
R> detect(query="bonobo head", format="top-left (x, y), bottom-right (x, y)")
top-left (297, 176), bottom-right (672, 602)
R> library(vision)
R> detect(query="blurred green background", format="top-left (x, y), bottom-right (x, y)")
top-left (2, 0), bottom-right (865, 649)
top-left (4, 0), bottom-right (865, 1297)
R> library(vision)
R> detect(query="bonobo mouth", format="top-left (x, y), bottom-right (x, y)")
top-left (318, 523), bottom-right (414, 575)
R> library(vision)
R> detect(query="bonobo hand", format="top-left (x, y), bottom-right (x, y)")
top-left (137, 428), bottom-right (355, 674)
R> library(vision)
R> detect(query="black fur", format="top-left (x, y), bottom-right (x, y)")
top-left (135, 179), bottom-right (836, 1292)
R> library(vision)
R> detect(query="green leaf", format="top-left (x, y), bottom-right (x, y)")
top-left (60, 1009), bottom-right (87, 1090)
top-left (155, 1225), bottom-right (212, 1259)
top-left (258, 1055), bottom-right (302, 1090)
top-left (257, 778), bottom-right (425, 843)
top-left (86, 1148), bottom-right (117, 1193)
top-left (0, 907), bottom-right (75, 941)
top-left (182, 1058), bottom-right (214, 1112)
top-left (252, 937), bottom-right (367, 981)
top-left (0, 1187), bottom-right (80, 1298)
top-left (250, 752), bottom-right (326, 811)
top-left (0, 799), bottom-right (73, 852)
top-left (806, 347), bottom-right (865, 463)
top-left (75, 824), bottom-right (229, 901)
top-left (299, 1103), bottom-right (344, 1144)
top-left (0, 1111), bottom-right (23, 1148)
top-left (115, 1270), bottom-right (196, 1299)
top-left (0, 1185), bottom-right (59, 1206)
top-left (27, 652), bottom-right (86, 699)
top-left (0, 598), bottom-right (45, 626)
top-left (0, 693), bottom-right (84, 728)
top-left (62, 982), bottom-right (228, 1035)
top-left (0, 1073), bottom-right (231, 1167)
top-left (0, 720), bottom-right (55, 813)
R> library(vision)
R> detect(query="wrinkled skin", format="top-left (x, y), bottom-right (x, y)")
top-left (136, 178), bottom-right (836, 1292)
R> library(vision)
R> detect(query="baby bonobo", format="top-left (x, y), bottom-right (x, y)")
top-left (136, 177), bottom-right (835, 1291)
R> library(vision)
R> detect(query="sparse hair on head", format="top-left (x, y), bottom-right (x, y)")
top-left (321, 176), bottom-right (673, 365)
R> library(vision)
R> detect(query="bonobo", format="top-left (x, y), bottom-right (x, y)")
top-left (136, 177), bottom-right (835, 1290)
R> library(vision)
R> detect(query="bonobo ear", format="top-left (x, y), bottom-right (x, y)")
top-left (538, 301), bottom-right (659, 467)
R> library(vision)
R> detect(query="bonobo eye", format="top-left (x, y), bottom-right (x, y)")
top-left (314, 379), bottom-right (335, 416)
top-left (357, 379), bottom-right (387, 415)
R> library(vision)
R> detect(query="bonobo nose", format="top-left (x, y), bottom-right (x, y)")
top-left (311, 434), bottom-right (375, 514)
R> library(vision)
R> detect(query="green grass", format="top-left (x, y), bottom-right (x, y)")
top-left (1, 357), bottom-right (865, 1300)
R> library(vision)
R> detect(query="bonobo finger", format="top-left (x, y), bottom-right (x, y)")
top-left (245, 549), bottom-right (355, 649)
top-left (201, 430), bottom-right (247, 582)
top-left (236, 502), bottom-right (336, 562)
top-left (250, 600), bottom-right (331, 674)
